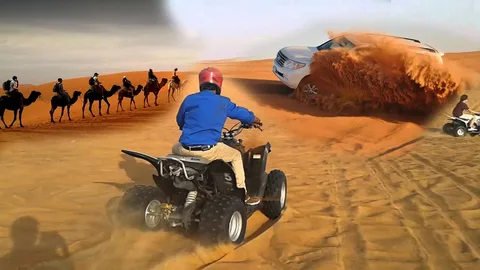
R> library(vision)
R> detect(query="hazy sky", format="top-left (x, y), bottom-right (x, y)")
top-left (0, 0), bottom-right (196, 84)
top-left (2, 0), bottom-right (480, 84)
top-left (169, 0), bottom-right (480, 60)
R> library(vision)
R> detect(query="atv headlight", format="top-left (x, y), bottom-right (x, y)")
top-left (284, 59), bottom-right (306, 70)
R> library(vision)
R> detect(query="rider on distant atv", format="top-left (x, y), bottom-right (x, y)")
top-left (53, 78), bottom-right (70, 103)
top-left (122, 76), bottom-right (134, 95)
top-left (172, 67), bottom-right (263, 205)
top-left (89, 72), bottom-right (104, 96)
top-left (172, 68), bottom-right (181, 85)
top-left (452, 94), bottom-right (479, 130)
top-left (147, 69), bottom-right (160, 88)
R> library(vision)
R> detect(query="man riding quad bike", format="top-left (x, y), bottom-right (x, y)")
top-left (443, 94), bottom-right (480, 137)
top-left (117, 67), bottom-right (288, 245)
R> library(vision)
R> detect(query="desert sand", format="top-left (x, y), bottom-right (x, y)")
top-left (0, 53), bottom-right (479, 270)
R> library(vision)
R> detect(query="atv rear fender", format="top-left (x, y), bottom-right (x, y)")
top-left (121, 149), bottom-right (160, 174)
top-left (120, 149), bottom-right (166, 188)
top-left (244, 143), bottom-right (271, 198)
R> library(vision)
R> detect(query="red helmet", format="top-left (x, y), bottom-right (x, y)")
top-left (198, 67), bottom-right (223, 94)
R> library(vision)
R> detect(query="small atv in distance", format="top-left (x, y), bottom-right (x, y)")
top-left (116, 122), bottom-right (287, 245)
top-left (443, 113), bottom-right (480, 137)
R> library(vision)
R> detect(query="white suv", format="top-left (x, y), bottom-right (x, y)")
top-left (272, 33), bottom-right (444, 93)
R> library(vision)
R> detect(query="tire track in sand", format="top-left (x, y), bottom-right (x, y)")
top-left (409, 153), bottom-right (479, 201)
top-left (376, 159), bottom-right (465, 269)
top-left (366, 161), bottom-right (431, 269)
top-left (330, 161), bottom-right (367, 270)
top-left (389, 158), bottom-right (480, 259)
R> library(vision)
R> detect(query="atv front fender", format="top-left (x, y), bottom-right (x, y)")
top-left (244, 143), bottom-right (271, 198)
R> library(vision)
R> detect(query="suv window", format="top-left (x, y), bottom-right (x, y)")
top-left (317, 39), bottom-right (334, 50)
top-left (317, 36), bottom-right (355, 50)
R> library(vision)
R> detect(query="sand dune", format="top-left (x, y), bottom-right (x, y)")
top-left (0, 52), bottom-right (479, 270)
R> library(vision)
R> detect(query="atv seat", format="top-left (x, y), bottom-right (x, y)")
top-left (447, 113), bottom-right (471, 122)
top-left (165, 154), bottom-right (209, 164)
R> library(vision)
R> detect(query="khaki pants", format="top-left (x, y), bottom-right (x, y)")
top-left (460, 114), bottom-right (478, 127)
top-left (172, 142), bottom-right (246, 190)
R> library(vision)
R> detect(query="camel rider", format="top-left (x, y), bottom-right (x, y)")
top-left (89, 72), bottom-right (103, 96)
top-left (53, 78), bottom-right (70, 103)
top-left (173, 67), bottom-right (263, 205)
top-left (172, 68), bottom-right (180, 85)
top-left (10, 76), bottom-right (19, 92)
top-left (4, 76), bottom-right (24, 106)
top-left (122, 76), bottom-right (134, 95)
top-left (147, 69), bottom-right (159, 88)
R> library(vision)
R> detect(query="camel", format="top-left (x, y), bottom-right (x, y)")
top-left (143, 78), bottom-right (168, 108)
top-left (180, 79), bottom-right (189, 90)
top-left (167, 78), bottom-right (181, 103)
top-left (82, 85), bottom-right (121, 118)
top-left (0, 90), bottom-right (42, 128)
top-left (116, 85), bottom-right (144, 112)
top-left (49, 90), bottom-right (82, 123)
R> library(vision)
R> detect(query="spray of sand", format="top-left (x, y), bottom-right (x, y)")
top-left (296, 31), bottom-right (479, 116)
top-left (34, 226), bottom-right (237, 270)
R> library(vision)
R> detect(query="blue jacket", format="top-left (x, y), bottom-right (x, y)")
top-left (176, 90), bottom-right (255, 146)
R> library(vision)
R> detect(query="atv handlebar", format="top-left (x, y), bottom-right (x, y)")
top-left (241, 122), bottom-right (263, 131)
top-left (222, 122), bottom-right (263, 139)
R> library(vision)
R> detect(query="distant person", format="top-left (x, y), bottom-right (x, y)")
top-left (10, 76), bottom-right (19, 91)
top-left (89, 72), bottom-right (103, 96)
top-left (172, 68), bottom-right (180, 85)
top-left (172, 67), bottom-right (263, 205)
top-left (122, 76), bottom-right (134, 95)
top-left (452, 94), bottom-right (479, 130)
top-left (53, 78), bottom-right (70, 103)
top-left (147, 68), bottom-right (160, 88)
top-left (2, 76), bottom-right (23, 107)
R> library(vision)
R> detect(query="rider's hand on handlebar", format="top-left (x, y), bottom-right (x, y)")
top-left (252, 116), bottom-right (263, 131)
top-left (254, 116), bottom-right (262, 125)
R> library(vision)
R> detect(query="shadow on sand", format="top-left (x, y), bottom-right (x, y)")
top-left (229, 77), bottom-right (426, 124)
top-left (0, 216), bottom-right (74, 270)
top-left (93, 153), bottom-right (157, 225)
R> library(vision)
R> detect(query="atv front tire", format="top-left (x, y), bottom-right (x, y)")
top-left (453, 125), bottom-right (467, 137)
top-left (261, 170), bottom-right (287, 219)
top-left (117, 185), bottom-right (167, 230)
top-left (198, 194), bottom-right (247, 245)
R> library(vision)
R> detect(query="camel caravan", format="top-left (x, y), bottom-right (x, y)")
top-left (0, 68), bottom-right (188, 129)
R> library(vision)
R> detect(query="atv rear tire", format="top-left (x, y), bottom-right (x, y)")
top-left (442, 123), bottom-right (454, 135)
top-left (198, 194), bottom-right (247, 245)
top-left (117, 185), bottom-right (166, 230)
top-left (261, 170), bottom-right (287, 219)
top-left (453, 125), bottom-right (467, 137)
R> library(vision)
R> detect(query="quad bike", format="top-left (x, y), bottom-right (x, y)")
top-left (443, 113), bottom-right (480, 137)
top-left (116, 122), bottom-right (287, 245)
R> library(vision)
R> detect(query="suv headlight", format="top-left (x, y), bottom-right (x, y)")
top-left (284, 59), bottom-right (305, 70)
